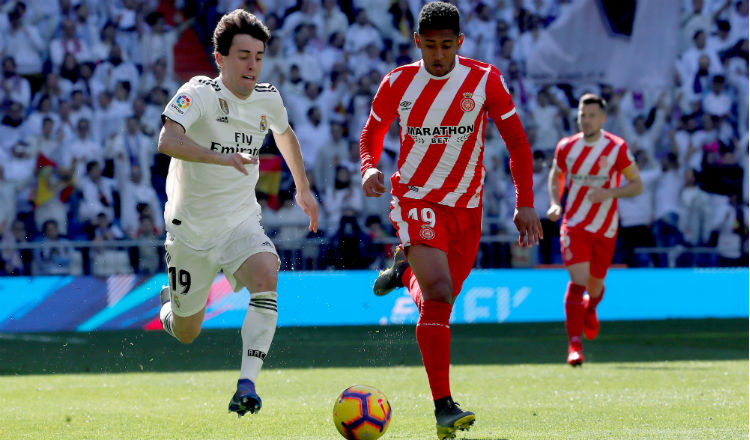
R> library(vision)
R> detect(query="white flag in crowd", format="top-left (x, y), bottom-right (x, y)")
top-left (527, 0), bottom-right (680, 90)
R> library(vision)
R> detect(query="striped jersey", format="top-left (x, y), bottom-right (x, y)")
top-left (554, 130), bottom-right (635, 238)
top-left (363, 55), bottom-right (529, 208)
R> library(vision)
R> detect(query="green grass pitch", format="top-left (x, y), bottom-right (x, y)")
top-left (0, 319), bottom-right (746, 439)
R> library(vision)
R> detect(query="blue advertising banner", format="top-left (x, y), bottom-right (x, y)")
top-left (0, 268), bottom-right (746, 333)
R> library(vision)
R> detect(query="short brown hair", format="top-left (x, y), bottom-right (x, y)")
top-left (579, 93), bottom-right (607, 112)
top-left (212, 9), bottom-right (271, 56)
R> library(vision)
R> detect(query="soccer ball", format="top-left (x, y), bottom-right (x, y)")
top-left (332, 385), bottom-right (392, 440)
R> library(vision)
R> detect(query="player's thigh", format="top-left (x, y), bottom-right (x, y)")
top-left (565, 262), bottom-right (591, 286)
top-left (407, 244), bottom-right (453, 302)
top-left (164, 234), bottom-right (218, 318)
top-left (590, 234), bottom-right (617, 279)
top-left (219, 217), bottom-right (280, 293)
top-left (446, 206), bottom-right (482, 296)
top-left (561, 227), bottom-right (593, 270)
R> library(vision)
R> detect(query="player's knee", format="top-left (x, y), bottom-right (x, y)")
top-left (252, 268), bottom-right (278, 292)
top-left (420, 278), bottom-right (453, 303)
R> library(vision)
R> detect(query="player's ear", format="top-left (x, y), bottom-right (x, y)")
top-left (413, 32), bottom-right (421, 49)
top-left (457, 33), bottom-right (464, 48)
top-left (214, 52), bottom-right (224, 69)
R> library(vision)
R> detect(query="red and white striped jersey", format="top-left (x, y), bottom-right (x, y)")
top-left (362, 55), bottom-right (532, 208)
top-left (554, 130), bottom-right (635, 238)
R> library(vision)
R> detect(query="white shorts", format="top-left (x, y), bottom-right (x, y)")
top-left (164, 216), bottom-right (279, 317)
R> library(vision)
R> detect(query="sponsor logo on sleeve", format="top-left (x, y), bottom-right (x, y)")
top-left (170, 94), bottom-right (191, 115)
top-left (260, 114), bottom-right (268, 131)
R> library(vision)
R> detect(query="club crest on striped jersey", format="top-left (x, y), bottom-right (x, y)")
top-left (260, 114), bottom-right (268, 131)
top-left (460, 92), bottom-right (475, 112)
top-left (419, 225), bottom-right (435, 240)
top-left (598, 156), bottom-right (610, 169)
top-left (218, 98), bottom-right (229, 115)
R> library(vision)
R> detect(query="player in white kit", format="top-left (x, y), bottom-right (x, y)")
top-left (156, 9), bottom-right (318, 417)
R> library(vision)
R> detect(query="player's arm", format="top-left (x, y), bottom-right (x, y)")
top-left (487, 67), bottom-right (542, 247)
top-left (273, 126), bottom-right (319, 232)
top-left (360, 72), bottom-right (399, 198)
top-left (587, 163), bottom-right (643, 203)
top-left (547, 164), bottom-right (565, 221)
top-left (360, 115), bottom-right (390, 197)
top-left (158, 117), bottom-right (256, 175)
top-left (587, 145), bottom-right (643, 203)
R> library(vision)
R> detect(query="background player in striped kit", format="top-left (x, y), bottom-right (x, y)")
top-left (547, 93), bottom-right (643, 366)
top-left (359, 2), bottom-right (542, 438)
top-left (156, 10), bottom-right (318, 417)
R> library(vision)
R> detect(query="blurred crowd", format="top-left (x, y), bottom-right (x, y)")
top-left (0, 0), bottom-right (747, 276)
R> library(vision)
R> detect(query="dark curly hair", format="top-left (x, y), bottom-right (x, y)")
top-left (213, 9), bottom-right (271, 56)
top-left (417, 2), bottom-right (461, 36)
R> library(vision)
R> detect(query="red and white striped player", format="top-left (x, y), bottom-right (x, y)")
top-left (359, 3), bottom-right (542, 438)
top-left (547, 93), bottom-right (644, 367)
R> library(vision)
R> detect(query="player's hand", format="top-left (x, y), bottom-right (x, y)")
top-left (587, 188), bottom-right (611, 204)
top-left (295, 188), bottom-right (319, 233)
top-left (362, 167), bottom-right (386, 197)
top-left (221, 153), bottom-right (258, 175)
top-left (546, 203), bottom-right (562, 222)
top-left (513, 206), bottom-right (543, 248)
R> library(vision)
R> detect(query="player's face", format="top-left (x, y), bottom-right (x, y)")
top-left (577, 103), bottom-right (606, 139)
top-left (215, 34), bottom-right (265, 99)
top-left (415, 29), bottom-right (464, 77)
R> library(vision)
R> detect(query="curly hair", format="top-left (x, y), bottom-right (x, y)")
top-left (212, 9), bottom-right (271, 55)
top-left (417, 1), bottom-right (461, 36)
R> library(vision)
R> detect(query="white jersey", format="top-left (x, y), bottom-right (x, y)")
top-left (161, 75), bottom-right (289, 249)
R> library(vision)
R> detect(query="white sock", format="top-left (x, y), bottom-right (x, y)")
top-left (240, 291), bottom-right (278, 382)
top-left (160, 302), bottom-right (178, 340)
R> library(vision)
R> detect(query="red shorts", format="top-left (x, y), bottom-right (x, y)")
top-left (389, 197), bottom-right (482, 296)
top-left (560, 226), bottom-right (617, 278)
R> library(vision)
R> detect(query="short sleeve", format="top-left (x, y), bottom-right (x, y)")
top-left (553, 138), bottom-right (568, 173)
top-left (268, 90), bottom-right (290, 134)
top-left (614, 142), bottom-right (635, 172)
top-left (162, 81), bottom-right (204, 131)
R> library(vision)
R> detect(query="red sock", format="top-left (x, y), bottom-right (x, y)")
top-left (564, 282), bottom-right (586, 348)
top-left (416, 300), bottom-right (452, 400)
top-left (588, 286), bottom-right (605, 310)
top-left (403, 267), bottom-right (423, 309)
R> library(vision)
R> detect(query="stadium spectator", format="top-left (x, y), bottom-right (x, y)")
top-left (138, 57), bottom-right (180, 97)
top-left (1, 218), bottom-right (32, 275)
top-left (129, 212), bottom-right (161, 274)
top-left (77, 160), bottom-right (116, 226)
top-left (360, 3), bottom-right (541, 437)
top-left (547, 93), bottom-right (644, 366)
top-left (617, 149), bottom-right (660, 267)
top-left (33, 219), bottom-right (74, 275)
top-left (49, 18), bottom-right (93, 68)
top-left (3, 6), bottom-right (45, 83)
top-left (62, 118), bottom-right (102, 180)
top-left (1, 56), bottom-right (32, 111)
top-left (109, 116), bottom-right (155, 184)
top-left (320, 0), bottom-right (350, 42)
top-left (119, 164), bottom-right (163, 238)
top-left (155, 10), bottom-right (318, 420)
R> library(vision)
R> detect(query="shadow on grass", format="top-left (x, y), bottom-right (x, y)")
top-left (0, 319), bottom-right (746, 375)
